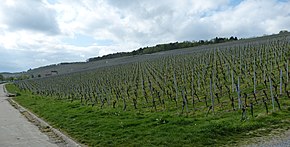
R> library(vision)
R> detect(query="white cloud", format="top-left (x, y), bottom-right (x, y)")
top-left (0, 0), bottom-right (290, 72)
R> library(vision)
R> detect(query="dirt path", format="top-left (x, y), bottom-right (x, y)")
top-left (0, 84), bottom-right (59, 147)
top-left (244, 129), bottom-right (290, 147)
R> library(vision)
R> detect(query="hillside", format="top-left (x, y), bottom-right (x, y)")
top-left (21, 32), bottom-right (290, 79)
top-left (10, 30), bottom-right (290, 146)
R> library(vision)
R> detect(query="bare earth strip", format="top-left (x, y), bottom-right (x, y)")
top-left (0, 84), bottom-right (60, 147)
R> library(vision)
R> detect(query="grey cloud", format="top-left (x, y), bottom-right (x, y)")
top-left (177, 22), bottom-right (215, 41)
top-left (0, 45), bottom-right (91, 72)
top-left (0, 0), bottom-right (60, 35)
top-left (106, 0), bottom-right (140, 9)
top-left (0, 47), bottom-right (34, 72)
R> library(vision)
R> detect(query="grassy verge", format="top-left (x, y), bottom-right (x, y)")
top-left (5, 84), bottom-right (290, 146)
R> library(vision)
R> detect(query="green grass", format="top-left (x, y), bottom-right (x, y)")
top-left (5, 84), bottom-right (290, 146)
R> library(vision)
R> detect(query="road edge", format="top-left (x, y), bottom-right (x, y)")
top-left (3, 84), bottom-right (85, 147)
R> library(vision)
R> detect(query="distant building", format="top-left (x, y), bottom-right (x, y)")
top-left (45, 71), bottom-right (58, 77)
top-left (51, 70), bottom-right (58, 75)
top-left (45, 73), bottom-right (51, 77)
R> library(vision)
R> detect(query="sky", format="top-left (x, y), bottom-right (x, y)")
top-left (0, 0), bottom-right (290, 72)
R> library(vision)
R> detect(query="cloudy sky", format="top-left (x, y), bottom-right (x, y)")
top-left (0, 0), bottom-right (289, 72)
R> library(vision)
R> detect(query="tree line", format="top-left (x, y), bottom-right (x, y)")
top-left (87, 36), bottom-right (238, 62)
top-left (0, 74), bottom-right (4, 81)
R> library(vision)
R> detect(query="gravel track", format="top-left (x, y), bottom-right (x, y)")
top-left (0, 84), bottom-right (59, 147)
top-left (245, 130), bottom-right (290, 147)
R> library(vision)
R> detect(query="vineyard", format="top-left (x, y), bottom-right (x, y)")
top-left (15, 34), bottom-right (290, 118)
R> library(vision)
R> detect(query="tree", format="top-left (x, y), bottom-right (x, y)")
top-left (0, 74), bottom-right (4, 81)
top-left (279, 30), bottom-right (288, 34)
